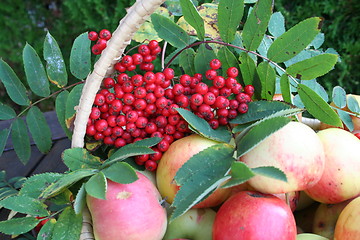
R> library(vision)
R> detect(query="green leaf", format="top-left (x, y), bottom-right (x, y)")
top-left (176, 108), bottom-right (232, 143)
top-left (65, 84), bottom-right (84, 129)
top-left (105, 145), bottom-right (155, 166)
top-left (180, 0), bottom-right (205, 40)
top-left (62, 148), bottom-right (102, 171)
top-left (85, 172), bottom-right (107, 200)
top-left (23, 43), bottom-right (50, 97)
top-left (132, 137), bottom-right (162, 147)
top-left (55, 90), bottom-right (72, 139)
top-left (242, 0), bottom-right (273, 51)
top-left (0, 187), bottom-right (18, 200)
top-left (0, 217), bottom-right (40, 235)
top-left (218, 0), bottom-right (244, 43)
top-left (179, 48), bottom-right (196, 76)
top-left (19, 173), bottom-right (63, 198)
top-left (337, 109), bottom-right (354, 132)
top-left (11, 118), bottom-right (31, 164)
top-left (102, 162), bottom-right (138, 184)
top-left (194, 44), bottom-right (217, 81)
top-left (252, 166), bottom-right (287, 182)
top-left (44, 32), bottom-right (68, 88)
top-left (257, 61), bottom-right (276, 100)
top-left (151, 13), bottom-right (191, 48)
top-left (0, 128), bottom-right (10, 157)
top-left (267, 17), bottom-right (322, 63)
top-left (236, 116), bottom-right (291, 157)
top-left (268, 12), bottom-right (285, 37)
top-left (70, 32), bottom-right (91, 80)
top-left (298, 83), bottom-right (342, 127)
top-left (171, 144), bottom-right (234, 221)
top-left (239, 52), bottom-right (258, 86)
top-left (332, 86), bottom-right (347, 109)
top-left (280, 74), bottom-right (292, 103)
top-left (222, 161), bottom-right (255, 188)
top-left (0, 59), bottom-right (30, 106)
top-left (257, 35), bottom-right (273, 58)
top-left (286, 53), bottom-right (338, 80)
top-left (37, 218), bottom-right (56, 240)
top-left (217, 47), bottom-right (239, 77)
top-left (230, 100), bottom-right (293, 124)
top-left (73, 184), bottom-right (86, 215)
top-left (26, 106), bottom-right (52, 153)
top-left (51, 207), bottom-right (82, 240)
top-left (0, 195), bottom-right (49, 216)
top-left (0, 102), bottom-right (16, 120)
top-left (40, 169), bottom-right (96, 199)
top-left (347, 95), bottom-right (360, 114)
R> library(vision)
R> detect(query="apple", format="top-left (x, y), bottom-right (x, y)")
top-left (296, 191), bottom-right (315, 211)
top-left (273, 191), bottom-right (300, 212)
top-left (320, 94), bottom-right (360, 132)
top-left (296, 233), bottom-right (329, 240)
top-left (334, 196), bottom-right (360, 239)
top-left (156, 134), bottom-right (231, 208)
top-left (312, 199), bottom-right (352, 239)
top-left (87, 172), bottom-right (167, 240)
top-left (213, 191), bottom-right (297, 240)
top-left (163, 208), bottom-right (216, 240)
top-left (240, 121), bottom-right (325, 194)
top-left (305, 128), bottom-right (360, 204)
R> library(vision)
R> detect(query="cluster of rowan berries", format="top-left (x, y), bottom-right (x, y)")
top-left (86, 39), bottom-right (254, 171)
top-left (88, 29), bottom-right (112, 55)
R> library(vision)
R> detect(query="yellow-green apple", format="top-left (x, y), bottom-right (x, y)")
top-left (163, 208), bottom-right (216, 240)
top-left (240, 121), bottom-right (325, 194)
top-left (87, 172), bottom-right (167, 240)
top-left (305, 128), bottom-right (360, 203)
top-left (320, 94), bottom-right (360, 132)
top-left (334, 196), bottom-right (360, 239)
top-left (213, 191), bottom-right (297, 240)
top-left (296, 233), bottom-right (329, 240)
top-left (156, 134), bottom-right (231, 208)
top-left (312, 199), bottom-right (352, 239)
top-left (296, 191), bottom-right (315, 211)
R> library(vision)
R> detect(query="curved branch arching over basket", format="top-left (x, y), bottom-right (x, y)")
top-left (73, 1), bottom-right (166, 239)
top-left (72, 0), bottom-right (166, 149)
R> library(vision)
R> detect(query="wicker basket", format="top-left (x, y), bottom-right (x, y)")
top-left (70, 0), bottom-right (166, 239)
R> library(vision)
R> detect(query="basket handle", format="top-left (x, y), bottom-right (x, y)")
top-left (72, 0), bottom-right (165, 149)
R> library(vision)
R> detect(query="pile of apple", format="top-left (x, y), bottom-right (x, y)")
top-left (85, 100), bottom-right (360, 240)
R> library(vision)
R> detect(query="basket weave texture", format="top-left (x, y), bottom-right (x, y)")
top-left (72, 0), bottom-right (166, 239)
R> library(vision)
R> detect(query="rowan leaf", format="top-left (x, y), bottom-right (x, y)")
top-left (51, 207), bottom-right (82, 240)
top-left (0, 102), bottom-right (16, 120)
top-left (194, 44), bottom-right (217, 82)
top-left (65, 84), bottom-right (84, 129)
top-left (222, 161), bottom-right (255, 188)
top-left (286, 53), bottom-right (338, 80)
top-left (280, 74), bottom-right (292, 103)
top-left (180, 0), bottom-right (205, 40)
top-left (55, 90), bottom-right (72, 139)
top-left (298, 83), bottom-right (342, 127)
top-left (23, 43), bottom-right (50, 97)
top-left (85, 172), bottom-right (107, 200)
top-left (62, 148), bottom-right (102, 171)
top-left (217, 47), bottom-right (239, 77)
top-left (236, 117), bottom-right (291, 157)
top-left (257, 61), bottom-right (276, 100)
top-left (218, 0), bottom-right (244, 43)
top-left (151, 13), bottom-right (191, 48)
top-left (44, 32), bottom-right (68, 87)
top-left (37, 218), bottom-right (56, 240)
top-left (0, 217), bottom-right (40, 235)
top-left (347, 95), bottom-right (360, 114)
top-left (19, 173), bottom-right (63, 198)
top-left (0, 195), bottom-right (49, 216)
top-left (70, 32), bottom-right (91, 80)
top-left (179, 48), bottom-right (196, 76)
top-left (332, 86), bottom-right (347, 109)
top-left (268, 12), bottom-right (285, 38)
top-left (239, 52), bottom-right (258, 86)
top-left (267, 17), bottom-right (323, 63)
top-left (102, 162), bottom-right (138, 184)
top-left (252, 166), bottom-right (287, 182)
top-left (242, 0), bottom-right (273, 51)
top-left (26, 106), bottom-right (52, 154)
top-left (11, 118), bottom-right (31, 164)
top-left (0, 128), bottom-right (10, 158)
top-left (0, 59), bottom-right (30, 106)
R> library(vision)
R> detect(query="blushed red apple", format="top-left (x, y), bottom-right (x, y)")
top-left (334, 196), bottom-right (360, 239)
top-left (240, 121), bottom-right (325, 194)
top-left (156, 134), bottom-right (231, 208)
top-left (87, 172), bottom-right (167, 240)
top-left (213, 191), bottom-right (297, 240)
top-left (305, 128), bottom-right (360, 204)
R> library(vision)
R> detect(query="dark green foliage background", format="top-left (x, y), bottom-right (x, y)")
top-left (0, 0), bottom-right (358, 110)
